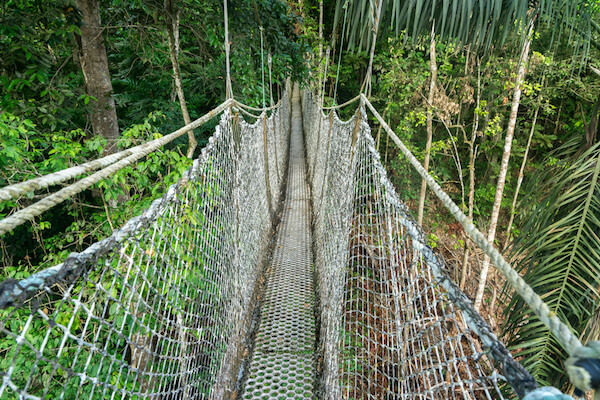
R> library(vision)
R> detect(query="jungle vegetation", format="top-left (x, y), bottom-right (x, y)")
top-left (1, 0), bottom-right (599, 392)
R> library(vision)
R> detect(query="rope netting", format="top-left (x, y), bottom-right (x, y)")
top-left (302, 91), bottom-right (536, 399)
top-left (2, 82), bottom-right (598, 400)
top-left (0, 87), bottom-right (291, 399)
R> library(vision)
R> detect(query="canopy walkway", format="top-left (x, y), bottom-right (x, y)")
top-left (1, 82), bottom-right (599, 400)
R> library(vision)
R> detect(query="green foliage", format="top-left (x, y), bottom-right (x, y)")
top-left (502, 140), bottom-right (600, 389)
top-left (333, 0), bottom-right (598, 64)
top-left (0, 0), bottom-right (86, 131)
top-left (0, 112), bottom-right (191, 280)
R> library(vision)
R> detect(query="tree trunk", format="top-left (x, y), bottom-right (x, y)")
top-left (417, 34), bottom-right (437, 226)
top-left (76, 0), bottom-right (119, 155)
top-left (460, 58), bottom-right (481, 290)
top-left (165, 0), bottom-right (197, 158)
top-left (473, 26), bottom-right (533, 312)
top-left (503, 91), bottom-right (541, 251)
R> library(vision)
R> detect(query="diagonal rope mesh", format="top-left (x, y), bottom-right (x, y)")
top-left (3, 82), bottom-right (586, 400)
top-left (302, 90), bottom-right (535, 399)
top-left (0, 86), bottom-right (290, 400)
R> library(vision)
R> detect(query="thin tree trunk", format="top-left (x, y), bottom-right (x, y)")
top-left (473, 25), bottom-right (533, 312)
top-left (362, 0), bottom-right (383, 97)
top-left (76, 0), bottom-right (119, 155)
top-left (502, 95), bottom-right (541, 251)
top-left (165, 0), bottom-right (197, 158)
top-left (460, 58), bottom-right (481, 290)
top-left (318, 0), bottom-right (323, 59)
top-left (417, 34), bottom-right (437, 226)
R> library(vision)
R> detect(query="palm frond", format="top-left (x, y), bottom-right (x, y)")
top-left (502, 140), bottom-right (600, 389)
top-left (333, 0), bottom-right (597, 61)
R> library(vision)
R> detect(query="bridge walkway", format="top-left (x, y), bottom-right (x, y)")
top-left (241, 84), bottom-right (317, 399)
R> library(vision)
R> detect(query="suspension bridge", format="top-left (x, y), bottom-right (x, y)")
top-left (0, 80), bottom-right (599, 400)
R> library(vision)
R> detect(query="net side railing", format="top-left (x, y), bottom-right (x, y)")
top-left (302, 90), bottom-right (535, 399)
top-left (0, 89), bottom-right (291, 400)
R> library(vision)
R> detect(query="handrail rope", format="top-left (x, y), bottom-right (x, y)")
top-left (233, 105), bottom-right (263, 119)
top-left (0, 99), bottom-right (234, 236)
top-left (260, 26), bottom-right (266, 108)
top-left (233, 98), bottom-right (281, 112)
top-left (0, 100), bottom-right (232, 203)
top-left (321, 94), bottom-right (361, 110)
top-left (0, 151), bottom-right (127, 202)
top-left (360, 94), bottom-right (600, 395)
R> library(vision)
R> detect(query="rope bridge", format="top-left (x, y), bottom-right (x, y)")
top-left (0, 83), bottom-right (598, 399)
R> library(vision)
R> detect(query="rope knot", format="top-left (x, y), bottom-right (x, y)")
top-left (566, 341), bottom-right (600, 397)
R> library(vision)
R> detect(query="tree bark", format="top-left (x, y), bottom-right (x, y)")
top-left (76, 0), bottom-right (119, 155)
top-left (473, 26), bottom-right (533, 312)
top-left (460, 58), bottom-right (481, 290)
top-left (417, 34), bottom-right (437, 226)
top-left (165, 0), bottom-right (197, 158)
top-left (502, 86), bottom-right (542, 251)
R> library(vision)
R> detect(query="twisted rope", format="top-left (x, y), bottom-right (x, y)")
top-left (233, 99), bottom-right (281, 112)
top-left (0, 99), bottom-right (233, 236)
top-left (362, 94), bottom-right (600, 395)
top-left (0, 153), bottom-right (129, 202)
top-left (321, 94), bottom-right (360, 110)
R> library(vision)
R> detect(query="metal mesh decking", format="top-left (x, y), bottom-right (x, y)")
top-left (242, 84), bottom-right (316, 399)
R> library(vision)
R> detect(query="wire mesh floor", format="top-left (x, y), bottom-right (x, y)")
top-left (242, 84), bottom-right (317, 399)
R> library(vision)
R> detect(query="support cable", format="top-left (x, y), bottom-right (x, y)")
top-left (224, 0), bottom-right (233, 99)
top-left (268, 53), bottom-right (274, 106)
top-left (333, 0), bottom-right (349, 106)
top-left (260, 26), bottom-right (266, 108)
top-left (362, 0), bottom-right (383, 97)
top-left (321, 47), bottom-right (330, 108)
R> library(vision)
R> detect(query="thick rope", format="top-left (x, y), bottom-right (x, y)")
top-left (321, 94), bottom-right (360, 110)
top-left (0, 99), bottom-right (233, 236)
top-left (233, 105), bottom-right (263, 119)
top-left (268, 54), bottom-right (274, 106)
top-left (233, 99), bottom-right (281, 112)
top-left (260, 26), bottom-right (266, 108)
top-left (224, 0), bottom-right (233, 99)
top-left (362, 94), bottom-right (600, 395)
top-left (0, 152), bottom-right (129, 202)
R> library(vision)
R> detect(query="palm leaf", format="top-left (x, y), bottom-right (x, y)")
top-left (333, 0), bottom-right (596, 62)
top-left (502, 140), bottom-right (600, 389)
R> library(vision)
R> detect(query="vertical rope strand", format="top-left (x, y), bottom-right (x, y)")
top-left (362, 0), bottom-right (383, 97)
top-left (260, 26), bottom-right (265, 109)
top-left (333, 0), bottom-right (349, 105)
top-left (224, 0), bottom-right (232, 99)
top-left (268, 53), bottom-right (274, 106)
top-left (321, 47), bottom-right (330, 108)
